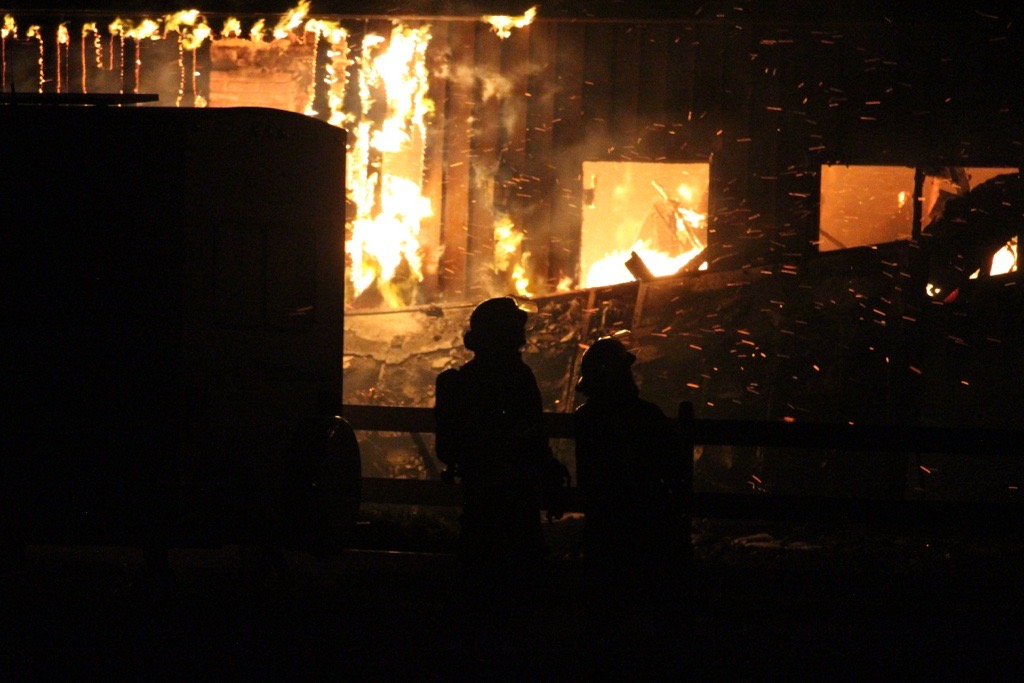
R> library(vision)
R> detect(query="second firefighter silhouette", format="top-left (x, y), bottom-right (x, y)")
top-left (434, 297), bottom-right (569, 620)
top-left (574, 335), bottom-right (691, 662)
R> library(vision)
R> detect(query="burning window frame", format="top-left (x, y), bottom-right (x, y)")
top-left (818, 164), bottom-right (917, 252)
top-left (818, 164), bottom-right (1022, 300)
top-left (579, 159), bottom-right (711, 289)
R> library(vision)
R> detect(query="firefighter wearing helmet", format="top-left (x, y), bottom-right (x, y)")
top-left (434, 297), bottom-right (569, 646)
top-left (574, 335), bottom-right (691, 669)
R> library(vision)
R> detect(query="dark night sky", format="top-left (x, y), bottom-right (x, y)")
top-left (5, 0), bottom-right (1023, 23)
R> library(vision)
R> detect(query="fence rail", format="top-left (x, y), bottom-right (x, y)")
top-left (341, 404), bottom-right (1021, 454)
top-left (343, 403), bottom-right (1024, 527)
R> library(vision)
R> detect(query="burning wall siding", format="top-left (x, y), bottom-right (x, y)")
top-left (602, 251), bottom-right (1024, 501)
top-left (208, 37), bottom-right (315, 112)
top-left (345, 243), bottom-right (1024, 501)
top-left (5, 6), bottom-right (1023, 497)
top-left (343, 296), bottom-right (584, 478)
top-left (5, 8), bottom-right (1020, 309)
top-left (629, 247), bottom-right (920, 498)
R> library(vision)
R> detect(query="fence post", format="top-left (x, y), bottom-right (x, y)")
top-left (677, 400), bottom-right (695, 609)
top-left (677, 401), bottom-right (695, 514)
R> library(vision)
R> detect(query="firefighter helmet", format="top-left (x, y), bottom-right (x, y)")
top-left (576, 336), bottom-right (637, 396)
top-left (463, 296), bottom-right (529, 352)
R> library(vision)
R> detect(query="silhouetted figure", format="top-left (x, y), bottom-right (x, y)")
top-left (434, 297), bottom-right (569, 656)
top-left (574, 336), bottom-right (691, 672)
top-left (288, 391), bottom-right (362, 556)
top-left (257, 392), bottom-right (361, 585)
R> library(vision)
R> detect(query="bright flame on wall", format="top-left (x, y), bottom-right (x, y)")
top-left (990, 237), bottom-right (1019, 275)
top-left (274, 0), bottom-right (311, 40)
top-left (221, 17), bottom-right (241, 38)
top-left (1, 3), bottom-right (599, 307)
top-left (345, 24), bottom-right (434, 308)
top-left (586, 241), bottom-right (704, 288)
top-left (493, 215), bottom-right (533, 298)
top-left (484, 6), bottom-right (537, 40)
top-left (580, 161), bottom-right (709, 288)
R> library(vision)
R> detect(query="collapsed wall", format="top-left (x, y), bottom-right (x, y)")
top-left (345, 241), bottom-right (1024, 502)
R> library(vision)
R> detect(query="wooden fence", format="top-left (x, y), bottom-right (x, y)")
top-left (343, 403), bottom-right (1024, 528)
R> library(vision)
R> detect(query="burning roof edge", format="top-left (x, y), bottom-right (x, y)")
top-left (7, 1), bottom-right (1023, 25)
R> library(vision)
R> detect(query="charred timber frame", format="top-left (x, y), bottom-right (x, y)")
top-left (344, 403), bottom-right (1024, 527)
top-left (6, 12), bottom-right (1021, 301)
top-left (439, 21), bottom-right (474, 297)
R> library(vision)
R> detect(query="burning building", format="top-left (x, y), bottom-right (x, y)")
top-left (4, 2), bottom-right (1023, 500)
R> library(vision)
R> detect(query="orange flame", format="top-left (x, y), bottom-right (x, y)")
top-left (25, 25), bottom-right (43, 93)
top-left (493, 215), bottom-right (533, 298)
top-left (2, 14), bottom-right (16, 39)
top-left (221, 17), bottom-right (242, 38)
top-left (989, 236), bottom-right (1018, 276)
top-left (57, 23), bottom-right (70, 92)
top-left (81, 22), bottom-right (101, 92)
top-left (512, 259), bottom-right (533, 298)
top-left (345, 24), bottom-right (434, 306)
top-left (187, 21), bottom-right (212, 50)
top-left (164, 9), bottom-right (200, 35)
top-left (163, 10), bottom-right (211, 51)
top-left (586, 240), bottom-right (704, 288)
top-left (305, 18), bottom-right (346, 46)
top-left (273, 0), bottom-right (310, 41)
top-left (303, 21), bottom-right (348, 123)
top-left (127, 19), bottom-right (161, 41)
top-left (249, 19), bottom-right (267, 42)
top-left (494, 215), bottom-right (524, 273)
top-left (583, 174), bottom-right (708, 288)
top-left (484, 6), bottom-right (537, 40)
top-left (2, 4), bottom-right (550, 305)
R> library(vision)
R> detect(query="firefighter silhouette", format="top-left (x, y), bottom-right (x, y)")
top-left (574, 336), bottom-right (691, 670)
top-left (434, 296), bottom-right (569, 651)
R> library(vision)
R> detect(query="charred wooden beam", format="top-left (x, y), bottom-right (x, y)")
top-left (625, 251), bottom-right (656, 282)
top-left (360, 478), bottom-right (1024, 529)
top-left (341, 403), bottom-right (1024, 457)
top-left (694, 492), bottom-right (1024, 528)
top-left (439, 21), bottom-right (475, 297)
top-left (0, 92), bottom-right (158, 105)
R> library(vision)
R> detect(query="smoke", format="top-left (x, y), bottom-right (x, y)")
top-left (439, 59), bottom-right (543, 104)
